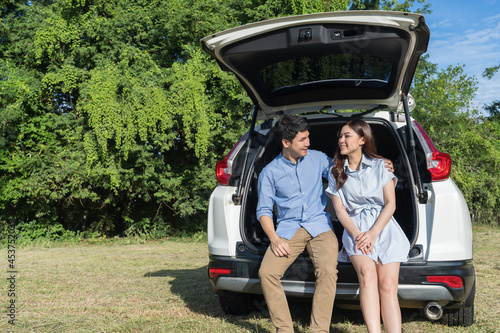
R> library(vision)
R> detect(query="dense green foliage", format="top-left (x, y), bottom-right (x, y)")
top-left (0, 0), bottom-right (354, 240)
top-left (412, 56), bottom-right (500, 225)
top-left (1, 0), bottom-right (257, 238)
top-left (0, 0), bottom-right (498, 242)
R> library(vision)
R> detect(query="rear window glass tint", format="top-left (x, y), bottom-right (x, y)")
top-left (258, 54), bottom-right (392, 93)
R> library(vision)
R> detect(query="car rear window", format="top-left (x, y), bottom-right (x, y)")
top-left (259, 53), bottom-right (392, 94)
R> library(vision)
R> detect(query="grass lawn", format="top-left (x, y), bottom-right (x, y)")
top-left (1, 225), bottom-right (499, 332)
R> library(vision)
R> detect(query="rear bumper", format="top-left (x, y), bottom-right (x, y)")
top-left (215, 277), bottom-right (457, 301)
top-left (208, 254), bottom-right (475, 309)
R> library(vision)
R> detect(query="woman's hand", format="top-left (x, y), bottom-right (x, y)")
top-left (354, 230), bottom-right (378, 255)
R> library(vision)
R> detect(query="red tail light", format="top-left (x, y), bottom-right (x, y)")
top-left (209, 268), bottom-right (231, 279)
top-left (412, 121), bottom-right (452, 181)
top-left (215, 132), bottom-right (248, 185)
top-left (216, 157), bottom-right (231, 185)
top-left (427, 275), bottom-right (463, 288)
top-left (428, 151), bottom-right (452, 181)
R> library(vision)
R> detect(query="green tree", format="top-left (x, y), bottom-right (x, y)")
top-left (1, 0), bottom-right (352, 239)
top-left (484, 101), bottom-right (500, 122)
top-left (349, 0), bottom-right (430, 13)
top-left (482, 62), bottom-right (500, 122)
top-left (411, 56), bottom-right (500, 225)
top-left (483, 64), bottom-right (500, 79)
top-left (3, 0), bottom-right (497, 240)
top-left (0, 0), bottom-right (253, 237)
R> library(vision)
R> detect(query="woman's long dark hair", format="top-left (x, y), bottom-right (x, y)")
top-left (332, 119), bottom-right (382, 189)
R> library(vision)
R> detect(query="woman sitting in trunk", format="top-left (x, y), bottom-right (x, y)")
top-left (327, 118), bottom-right (410, 333)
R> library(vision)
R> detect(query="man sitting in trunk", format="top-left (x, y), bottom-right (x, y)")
top-left (257, 114), bottom-right (394, 332)
top-left (256, 114), bottom-right (339, 333)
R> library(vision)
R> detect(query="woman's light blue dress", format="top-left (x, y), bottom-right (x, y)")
top-left (326, 155), bottom-right (410, 264)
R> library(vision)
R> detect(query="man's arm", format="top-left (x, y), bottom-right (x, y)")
top-left (260, 215), bottom-right (292, 257)
top-left (384, 158), bottom-right (394, 173)
top-left (257, 170), bottom-right (291, 257)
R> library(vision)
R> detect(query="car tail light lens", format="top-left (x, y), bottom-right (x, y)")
top-left (412, 121), bottom-right (451, 181)
top-left (215, 157), bottom-right (231, 185)
top-left (215, 132), bottom-right (248, 185)
top-left (209, 268), bottom-right (231, 279)
top-left (427, 275), bottom-right (463, 288)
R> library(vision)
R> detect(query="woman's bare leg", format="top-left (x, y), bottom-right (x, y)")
top-left (350, 255), bottom-right (381, 333)
top-left (376, 262), bottom-right (401, 333)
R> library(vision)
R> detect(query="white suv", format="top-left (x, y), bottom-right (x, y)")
top-left (202, 11), bottom-right (475, 326)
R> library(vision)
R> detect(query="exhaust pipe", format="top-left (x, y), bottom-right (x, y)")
top-left (424, 302), bottom-right (443, 321)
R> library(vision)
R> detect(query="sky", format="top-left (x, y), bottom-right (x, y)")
top-left (420, 0), bottom-right (500, 114)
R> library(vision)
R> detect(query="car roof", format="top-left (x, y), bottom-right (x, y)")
top-left (201, 11), bottom-right (429, 120)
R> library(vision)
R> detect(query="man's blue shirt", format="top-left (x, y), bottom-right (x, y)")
top-left (256, 150), bottom-right (333, 240)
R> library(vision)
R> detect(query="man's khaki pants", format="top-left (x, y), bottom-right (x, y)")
top-left (259, 228), bottom-right (338, 333)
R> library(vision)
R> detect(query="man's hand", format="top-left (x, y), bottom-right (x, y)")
top-left (270, 237), bottom-right (292, 257)
top-left (383, 158), bottom-right (394, 173)
top-left (260, 215), bottom-right (292, 257)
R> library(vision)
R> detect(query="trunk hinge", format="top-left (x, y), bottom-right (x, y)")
top-left (232, 106), bottom-right (259, 205)
top-left (402, 94), bottom-right (428, 204)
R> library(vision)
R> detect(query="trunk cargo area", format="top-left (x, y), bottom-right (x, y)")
top-left (240, 117), bottom-right (419, 255)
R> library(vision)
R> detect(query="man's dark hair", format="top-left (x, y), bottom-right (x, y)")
top-left (273, 114), bottom-right (310, 147)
